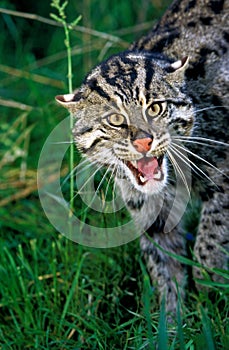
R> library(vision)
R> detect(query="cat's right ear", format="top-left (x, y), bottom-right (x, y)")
top-left (55, 93), bottom-right (77, 109)
top-left (56, 90), bottom-right (87, 111)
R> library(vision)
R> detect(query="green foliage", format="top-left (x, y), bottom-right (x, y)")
top-left (0, 0), bottom-right (228, 349)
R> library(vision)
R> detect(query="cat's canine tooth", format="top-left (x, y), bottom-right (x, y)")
top-left (154, 170), bottom-right (161, 180)
top-left (131, 160), bottom-right (137, 168)
top-left (140, 175), bottom-right (146, 183)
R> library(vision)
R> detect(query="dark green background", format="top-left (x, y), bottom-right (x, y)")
top-left (0, 1), bottom-right (228, 349)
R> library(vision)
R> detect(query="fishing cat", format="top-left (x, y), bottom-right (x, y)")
top-left (56, 0), bottom-right (229, 315)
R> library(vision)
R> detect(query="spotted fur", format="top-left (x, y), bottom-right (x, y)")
top-left (56, 0), bottom-right (229, 315)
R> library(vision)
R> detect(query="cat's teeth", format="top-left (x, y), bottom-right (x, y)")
top-left (154, 170), bottom-right (161, 180)
top-left (131, 160), bottom-right (137, 168)
top-left (140, 175), bottom-right (147, 183)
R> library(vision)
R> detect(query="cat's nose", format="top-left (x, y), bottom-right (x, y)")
top-left (133, 137), bottom-right (153, 153)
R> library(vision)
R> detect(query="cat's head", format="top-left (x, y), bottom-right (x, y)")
top-left (56, 51), bottom-right (194, 195)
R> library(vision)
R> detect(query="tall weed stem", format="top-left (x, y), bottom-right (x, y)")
top-left (50, 1), bottom-right (81, 219)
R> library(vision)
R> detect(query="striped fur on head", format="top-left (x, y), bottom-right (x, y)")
top-left (56, 51), bottom-right (194, 194)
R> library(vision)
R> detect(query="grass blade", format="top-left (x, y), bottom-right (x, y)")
top-left (58, 252), bottom-right (89, 332)
top-left (200, 306), bottom-right (215, 350)
top-left (158, 297), bottom-right (168, 350)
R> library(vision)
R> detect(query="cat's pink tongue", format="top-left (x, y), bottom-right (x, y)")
top-left (137, 157), bottom-right (159, 180)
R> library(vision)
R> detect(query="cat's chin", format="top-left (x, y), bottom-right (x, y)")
top-left (133, 174), bottom-right (167, 195)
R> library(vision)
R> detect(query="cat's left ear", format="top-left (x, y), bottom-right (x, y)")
top-left (167, 56), bottom-right (189, 82)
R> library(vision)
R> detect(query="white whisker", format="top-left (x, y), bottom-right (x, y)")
top-left (85, 163), bottom-right (114, 211)
top-left (50, 141), bottom-right (74, 144)
top-left (169, 144), bottom-right (219, 188)
top-left (61, 157), bottom-right (98, 189)
top-left (167, 149), bottom-right (191, 198)
top-left (72, 163), bottom-right (104, 200)
top-left (172, 139), bottom-right (225, 148)
top-left (103, 164), bottom-right (116, 209)
top-left (61, 148), bottom-right (112, 190)
top-left (172, 136), bottom-right (229, 147)
top-left (172, 142), bottom-right (228, 179)
top-left (194, 105), bottom-right (228, 114)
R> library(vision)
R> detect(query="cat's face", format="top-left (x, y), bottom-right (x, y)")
top-left (56, 52), bottom-right (194, 195)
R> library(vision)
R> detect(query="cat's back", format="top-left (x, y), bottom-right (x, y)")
top-left (132, 0), bottom-right (228, 65)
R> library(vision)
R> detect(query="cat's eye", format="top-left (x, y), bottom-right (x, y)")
top-left (107, 113), bottom-right (126, 127)
top-left (146, 102), bottom-right (166, 118)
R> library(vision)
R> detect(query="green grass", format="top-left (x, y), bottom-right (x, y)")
top-left (0, 0), bottom-right (229, 348)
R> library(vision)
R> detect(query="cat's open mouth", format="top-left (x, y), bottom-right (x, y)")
top-left (126, 156), bottom-right (164, 186)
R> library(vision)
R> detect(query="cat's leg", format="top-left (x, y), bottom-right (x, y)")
top-left (140, 224), bottom-right (186, 315)
top-left (193, 189), bottom-right (229, 287)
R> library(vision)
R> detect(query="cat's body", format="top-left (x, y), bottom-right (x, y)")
top-left (57, 0), bottom-right (229, 315)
